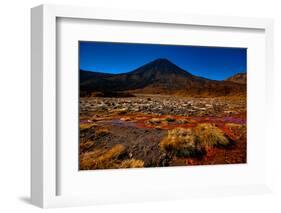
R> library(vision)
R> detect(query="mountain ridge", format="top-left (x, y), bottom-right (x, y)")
top-left (80, 58), bottom-right (246, 97)
top-left (225, 72), bottom-right (246, 84)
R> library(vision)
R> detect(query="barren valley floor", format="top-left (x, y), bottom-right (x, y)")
top-left (79, 95), bottom-right (246, 170)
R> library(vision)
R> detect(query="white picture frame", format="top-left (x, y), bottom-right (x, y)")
top-left (31, 4), bottom-right (274, 208)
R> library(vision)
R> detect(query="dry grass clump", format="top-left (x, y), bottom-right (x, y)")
top-left (160, 124), bottom-right (230, 157)
top-left (119, 159), bottom-right (144, 168)
top-left (80, 123), bottom-right (96, 131)
top-left (80, 149), bottom-right (103, 170)
top-left (80, 144), bottom-right (126, 170)
top-left (193, 123), bottom-right (230, 148)
top-left (80, 144), bottom-right (145, 170)
top-left (160, 128), bottom-right (200, 157)
top-left (146, 117), bottom-right (176, 127)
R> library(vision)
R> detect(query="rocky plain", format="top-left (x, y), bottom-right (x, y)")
top-left (79, 95), bottom-right (246, 169)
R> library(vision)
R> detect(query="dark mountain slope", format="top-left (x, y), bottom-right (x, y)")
top-left (80, 58), bottom-right (246, 97)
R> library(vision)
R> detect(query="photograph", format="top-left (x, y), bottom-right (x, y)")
top-left (79, 41), bottom-right (247, 170)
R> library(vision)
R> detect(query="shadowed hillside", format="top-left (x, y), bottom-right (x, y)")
top-left (80, 58), bottom-right (246, 97)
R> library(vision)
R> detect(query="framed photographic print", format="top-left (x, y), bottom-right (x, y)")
top-left (31, 4), bottom-right (274, 208)
top-left (78, 41), bottom-right (247, 170)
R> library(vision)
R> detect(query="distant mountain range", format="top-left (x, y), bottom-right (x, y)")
top-left (80, 58), bottom-right (246, 97)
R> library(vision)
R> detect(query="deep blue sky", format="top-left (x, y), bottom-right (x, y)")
top-left (79, 41), bottom-right (246, 80)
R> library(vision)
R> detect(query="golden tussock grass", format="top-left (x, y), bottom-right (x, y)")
top-left (98, 144), bottom-right (125, 162)
top-left (193, 123), bottom-right (230, 148)
top-left (80, 144), bottom-right (145, 170)
top-left (119, 159), bottom-right (144, 168)
top-left (160, 123), bottom-right (230, 157)
top-left (80, 144), bottom-right (125, 170)
top-left (159, 127), bottom-right (199, 157)
top-left (80, 123), bottom-right (96, 131)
